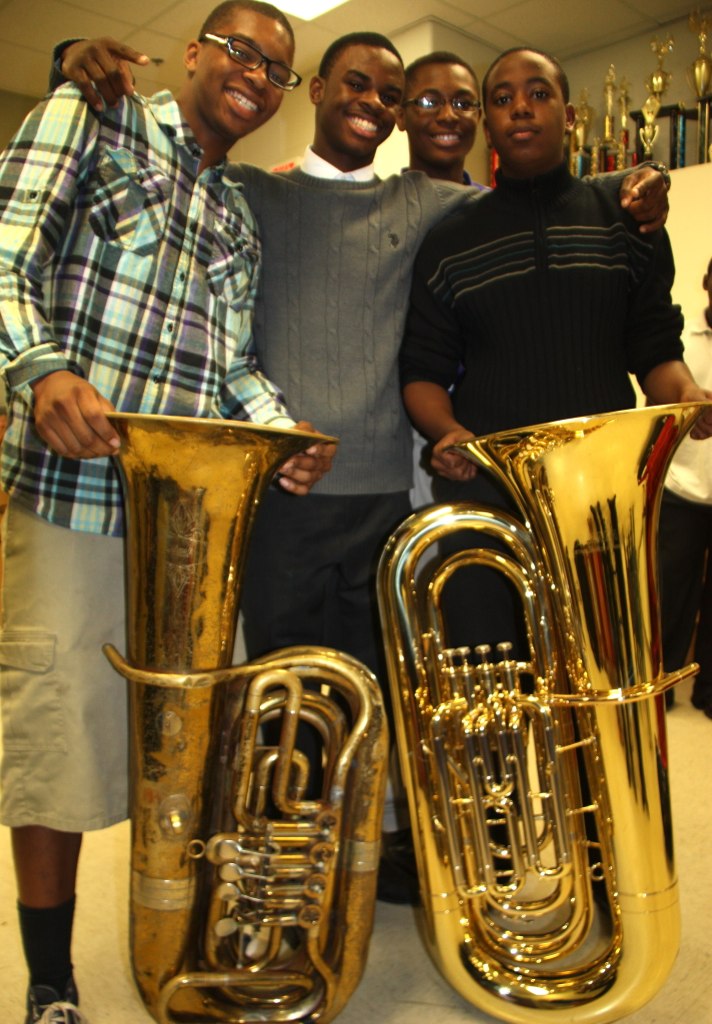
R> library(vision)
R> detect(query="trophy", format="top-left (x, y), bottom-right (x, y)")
top-left (618, 75), bottom-right (631, 167)
top-left (590, 137), bottom-right (602, 176)
top-left (639, 36), bottom-right (673, 160)
top-left (688, 10), bottom-right (712, 163)
top-left (570, 88), bottom-right (595, 174)
top-left (574, 88), bottom-right (594, 149)
top-left (603, 65), bottom-right (617, 144)
top-left (618, 76), bottom-right (631, 141)
top-left (688, 10), bottom-right (712, 97)
top-left (639, 92), bottom-right (661, 157)
top-left (646, 35), bottom-right (674, 98)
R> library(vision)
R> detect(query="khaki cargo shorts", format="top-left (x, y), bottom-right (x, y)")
top-left (0, 498), bottom-right (128, 830)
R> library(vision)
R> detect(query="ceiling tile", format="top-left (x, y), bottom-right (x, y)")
top-left (0, 0), bottom-right (135, 59)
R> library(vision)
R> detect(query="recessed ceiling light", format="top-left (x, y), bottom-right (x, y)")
top-left (278, 0), bottom-right (349, 20)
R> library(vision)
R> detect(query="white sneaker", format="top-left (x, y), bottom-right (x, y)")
top-left (37, 1003), bottom-right (90, 1024)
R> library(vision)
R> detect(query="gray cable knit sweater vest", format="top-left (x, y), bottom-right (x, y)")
top-left (234, 165), bottom-right (473, 495)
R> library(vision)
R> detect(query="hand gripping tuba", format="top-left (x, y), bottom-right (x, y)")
top-left (104, 413), bottom-right (388, 1024)
top-left (377, 402), bottom-right (708, 1024)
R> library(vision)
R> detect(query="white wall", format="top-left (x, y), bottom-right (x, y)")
top-left (666, 162), bottom-right (712, 322)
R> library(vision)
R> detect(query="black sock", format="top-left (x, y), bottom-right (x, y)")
top-left (18, 895), bottom-right (75, 993)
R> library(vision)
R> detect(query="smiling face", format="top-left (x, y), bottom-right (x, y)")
top-left (397, 61), bottom-right (480, 181)
top-left (180, 7), bottom-right (294, 164)
top-left (483, 49), bottom-right (575, 180)
top-left (309, 44), bottom-right (404, 173)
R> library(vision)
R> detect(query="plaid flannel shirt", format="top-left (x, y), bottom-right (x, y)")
top-left (0, 86), bottom-right (293, 536)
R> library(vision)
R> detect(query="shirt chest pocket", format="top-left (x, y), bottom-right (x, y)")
top-left (89, 148), bottom-right (173, 256)
top-left (206, 212), bottom-right (260, 311)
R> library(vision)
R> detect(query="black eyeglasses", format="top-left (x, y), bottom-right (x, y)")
top-left (200, 33), bottom-right (302, 91)
top-left (402, 91), bottom-right (481, 114)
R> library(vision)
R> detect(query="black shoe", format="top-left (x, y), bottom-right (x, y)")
top-left (377, 828), bottom-right (420, 905)
top-left (25, 978), bottom-right (86, 1023)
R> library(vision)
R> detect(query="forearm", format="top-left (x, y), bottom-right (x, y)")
top-left (589, 161), bottom-right (670, 233)
top-left (1, 340), bottom-right (71, 404)
top-left (641, 360), bottom-right (707, 405)
top-left (0, 90), bottom-right (95, 380)
top-left (403, 381), bottom-right (461, 440)
top-left (403, 380), bottom-right (478, 481)
top-left (642, 360), bottom-right (712, 439)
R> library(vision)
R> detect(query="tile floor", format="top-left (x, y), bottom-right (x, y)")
top-left (1, 677), bottom-right (711, 1024)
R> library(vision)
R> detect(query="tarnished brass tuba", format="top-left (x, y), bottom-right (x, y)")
top-left (377, 403), bottom-right (706, 1024)
top-left (104, 413), bottom-right (388, 1024)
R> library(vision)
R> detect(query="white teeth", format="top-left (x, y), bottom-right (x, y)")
top-left (226, 88), bottom-right (258, 113)
top-left (434, 133), bottom-right (460, 143)
top-left (347, 115), bottom-right (378, 134)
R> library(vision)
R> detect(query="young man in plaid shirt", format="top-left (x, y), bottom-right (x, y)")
top-left (0, 4), bottom-right (330, 1021)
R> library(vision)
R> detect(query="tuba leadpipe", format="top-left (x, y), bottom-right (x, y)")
top-left (377, 402), bottom-right (707, 1024)
top-left (105, 413), bottom-right (388, 1024)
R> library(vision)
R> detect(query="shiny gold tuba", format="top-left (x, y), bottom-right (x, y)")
top-left (377, 402), bottom-right (707, 1024)
top-left (104, 413), bottom-right (388, 1024)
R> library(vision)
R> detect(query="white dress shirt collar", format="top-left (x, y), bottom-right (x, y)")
top-left (301, 145), bottom-right (376, 182)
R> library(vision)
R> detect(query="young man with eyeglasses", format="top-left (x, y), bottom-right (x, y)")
top-left (396, 51), bottom-right (484, 186)
top-left (395, 52), bottom-right (489, 518)
top-left (0, 4), bottom-right (334, 1022)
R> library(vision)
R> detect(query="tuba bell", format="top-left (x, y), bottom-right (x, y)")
top-left (104, 413), bottom-right (388, 1024)
top-left (377, 402), bottom-right (707, 1024)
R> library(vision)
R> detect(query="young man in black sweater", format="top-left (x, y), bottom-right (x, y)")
top-left (400, 46), bottom-right (712, 652)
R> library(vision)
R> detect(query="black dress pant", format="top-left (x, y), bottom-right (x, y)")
top-left (658, 488), bottom-right (712, 699)
top-left (242, 487), bottom-right (411, 705)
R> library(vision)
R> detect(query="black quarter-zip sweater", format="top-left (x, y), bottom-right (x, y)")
top-left (401, 161), bottom-right (684, 437)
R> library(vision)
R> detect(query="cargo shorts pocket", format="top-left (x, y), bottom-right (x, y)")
top-left (0, 630), bottom-right (64, 752)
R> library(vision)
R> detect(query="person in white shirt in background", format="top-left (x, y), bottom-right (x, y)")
top-left (659, 256), bottom-right (712, 715)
